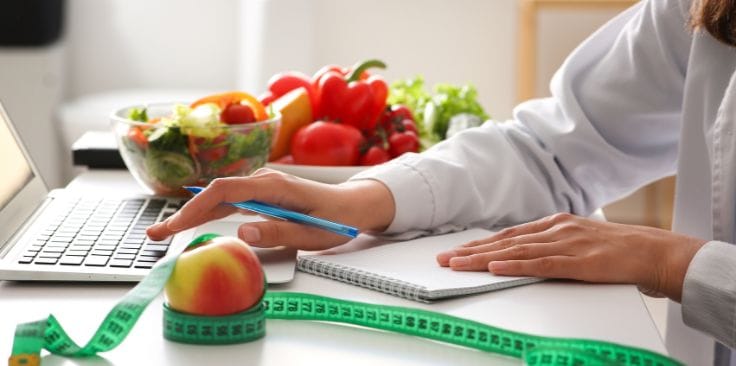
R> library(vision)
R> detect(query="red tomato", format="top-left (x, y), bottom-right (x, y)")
top-left (381, 104), bottom-right (415, 136)
top-left (291, 121), bottom-right (364, 166)
top-left (401, 119), bottom-right (418, 135)
top-left (218, 159), bottom-right (248, 175)
top-left (221, 103), bottom-right (256, 124)
top-left (389, 104), bottom-right (414, 122)
top-left (127, 127), bottom-right (148, 149)
top-left (360, 146), bottom-right (390, 166)
top-left (198, 146), bottom-right (227, 162)
top-left (388, 131), bottom-right (420, 158)
top-left (191, 91), bottom-right (267, 121)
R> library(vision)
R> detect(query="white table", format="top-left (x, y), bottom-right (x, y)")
top-left (0, 170), bottom-right (666, 365)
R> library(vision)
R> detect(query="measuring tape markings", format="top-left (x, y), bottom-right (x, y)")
top-left (8, 234), bottom-right (681, 366)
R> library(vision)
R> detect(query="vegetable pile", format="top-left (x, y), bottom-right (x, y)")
top-left (118, 92), bottom-right (276, 196)
top-left (118, 59), bottom-right (491, 197)
top-left (260, 59), bottom-right (490, 166)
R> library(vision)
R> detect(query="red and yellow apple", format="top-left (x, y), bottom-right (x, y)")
top-left (165, 236), bottom-right (265, 316)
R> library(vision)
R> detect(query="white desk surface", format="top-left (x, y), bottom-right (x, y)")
top-left (0, 170), bottom-right (667, 365)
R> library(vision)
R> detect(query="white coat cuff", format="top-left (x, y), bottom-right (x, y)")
top-left (681, 240), bottom-right (736, 348)
top-left (349, 153), bottom-right (435, 234)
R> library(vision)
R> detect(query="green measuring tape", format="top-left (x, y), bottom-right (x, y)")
top-left (9, 234), bottom-right (682, 366)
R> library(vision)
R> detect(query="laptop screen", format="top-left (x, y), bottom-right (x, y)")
top-left (0, 111), bottom-right (34, 211)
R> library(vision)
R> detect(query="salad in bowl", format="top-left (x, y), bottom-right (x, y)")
top-left (112, 92), bottom-right (280, 196)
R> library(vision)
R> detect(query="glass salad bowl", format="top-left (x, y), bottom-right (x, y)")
top-left (111, 102), bottom-right (280, 196)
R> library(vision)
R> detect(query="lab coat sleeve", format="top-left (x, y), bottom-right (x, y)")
top-left (682, 241), bottom-right (736, 348)
top-left (350, 0), bottom-right (691, 234)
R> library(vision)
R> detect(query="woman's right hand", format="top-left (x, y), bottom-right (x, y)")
top-left (146, 169), bottom-right (396, 250)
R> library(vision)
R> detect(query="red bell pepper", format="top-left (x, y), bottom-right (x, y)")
top-left (261, 71), bottom-right (317, 113)
top-left (314, 59), bottom-right (388, 132)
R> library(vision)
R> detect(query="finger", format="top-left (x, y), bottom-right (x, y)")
top-left (146, 205), bottom-right (234, 240)
top-left (461, 213), bottom-right (573, 248)
top-left (239, 221), bottom-right (352, 250)
top-left (437, 231), bottom-right (555, 266)
top-left (166, 175), bottom-right (292, 232)
top-left (447, 243), bottom-right (565, 271)
top-left (488, 256), bottom-right (578, 278)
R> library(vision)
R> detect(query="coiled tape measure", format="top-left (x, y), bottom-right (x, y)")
top-left (9, 234), bottom-right (682, 366)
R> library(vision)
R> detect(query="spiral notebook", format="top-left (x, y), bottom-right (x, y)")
top-left (297, 228), bottom-right (544, 302)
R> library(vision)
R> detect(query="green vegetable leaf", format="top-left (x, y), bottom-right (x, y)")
top-left (144, 150), bottom-right (197, 188)
top-left (430, 83), bottom-right (489, 140)
top-left (226, 128), bottom-right (273, 162)
top-left (178, 103), bottom-right (224, 139)
top-left (128, 107), bottom-right (148, 122)
top-left (389, 75), bottom-right (490, 144)
top-left (148, 126), bottom-right (189, 155)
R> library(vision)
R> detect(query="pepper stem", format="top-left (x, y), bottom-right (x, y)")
top-left (346, 59), bottom-right (387, 83)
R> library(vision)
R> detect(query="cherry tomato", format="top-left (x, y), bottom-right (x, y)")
top-left (221, 103), bottom-right (256, 124)
top-left (389, 104), bottom-right (414, 122)
top-left (191, 91), bottom-right (267, 121)
top-left (401, 119), bottom-right (418, 135)
top-left (360, 146), bottom-right (390, 166)
top-left (381, 104), bottom-right (416, 135)
top-left (291, 121), bottom-right (364, 166)
top-left (388, 130), bottom-right (420, 158)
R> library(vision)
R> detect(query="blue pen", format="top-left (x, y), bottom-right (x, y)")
top-left (183, 186), bottom-right (359, 238)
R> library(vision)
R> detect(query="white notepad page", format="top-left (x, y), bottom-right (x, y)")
top-left (297, 228), bottom-right (543, 301)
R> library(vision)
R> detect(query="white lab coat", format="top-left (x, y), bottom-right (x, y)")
top-left (353, 0), bottom-right (736, 364)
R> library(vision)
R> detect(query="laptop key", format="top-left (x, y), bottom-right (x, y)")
top-left (18, 256), bottom-right (35, 264)
top-left (143, 244), bottom-right (169, 252)
top-left (84, 255), bottom-right (110, 267)
top-left (117, 248), bottom-right (138, 254)
top-left (109, 259), bottom-right (133, 268)
top-left (139, 250), bottom-right (166, 258)
top-left (113, 253), bottom-right (136, 260)
top-left (91, 249), bottom-right (114, 256)
top-left (93, 244), bottom-right (118, 250)
top-left (146, 237), bottom-right (172, 245)
top-left (65, 250), bottom-right (89, 256)
top-left (59, 256), bottom-right (85, 265)
top-left (135, 255), bottom-right (161, 262)
top-left (38, 251), bottom-right (63, 258)
top-left (40, 247), bottom-right (65, 253)
top-left (133, 261), bottom-right (155, 269)
top-left (34, 257), bottom-right (58, 265)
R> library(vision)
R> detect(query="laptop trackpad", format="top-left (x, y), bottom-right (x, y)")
top-left (192, 219), bottom-right (296, 284)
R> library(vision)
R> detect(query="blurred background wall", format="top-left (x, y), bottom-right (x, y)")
top-left (0, 0), bottom-right (669, 229)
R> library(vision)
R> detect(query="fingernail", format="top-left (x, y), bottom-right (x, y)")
top-left (240, 225), bottom-right (261, 243)
top-left (449, 256), bottom-right (470, 267)
top-left (437, 250), bottom-right (457, 263)
top-left (489, 261), bottom-right (508, 273)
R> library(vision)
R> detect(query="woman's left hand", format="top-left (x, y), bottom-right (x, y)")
top-left (436, 213), bottom-right (706, 301)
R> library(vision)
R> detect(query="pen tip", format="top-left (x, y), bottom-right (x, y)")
top-left (183, 186), bottom-right (203, 194)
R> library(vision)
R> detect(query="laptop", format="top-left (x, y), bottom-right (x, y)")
top-left (0, 102), bottom-right (296, 283)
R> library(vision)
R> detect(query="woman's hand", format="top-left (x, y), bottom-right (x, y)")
top-left (436, 213), bottom-right (706, 301)
top-left (147, 169), bottom-right (395, 250)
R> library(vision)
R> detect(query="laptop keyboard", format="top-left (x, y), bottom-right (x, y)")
top-left (17, 197), bottom-right (184, 269)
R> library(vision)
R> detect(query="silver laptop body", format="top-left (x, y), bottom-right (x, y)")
top-left (0, 102), bottom-right (295, 283)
